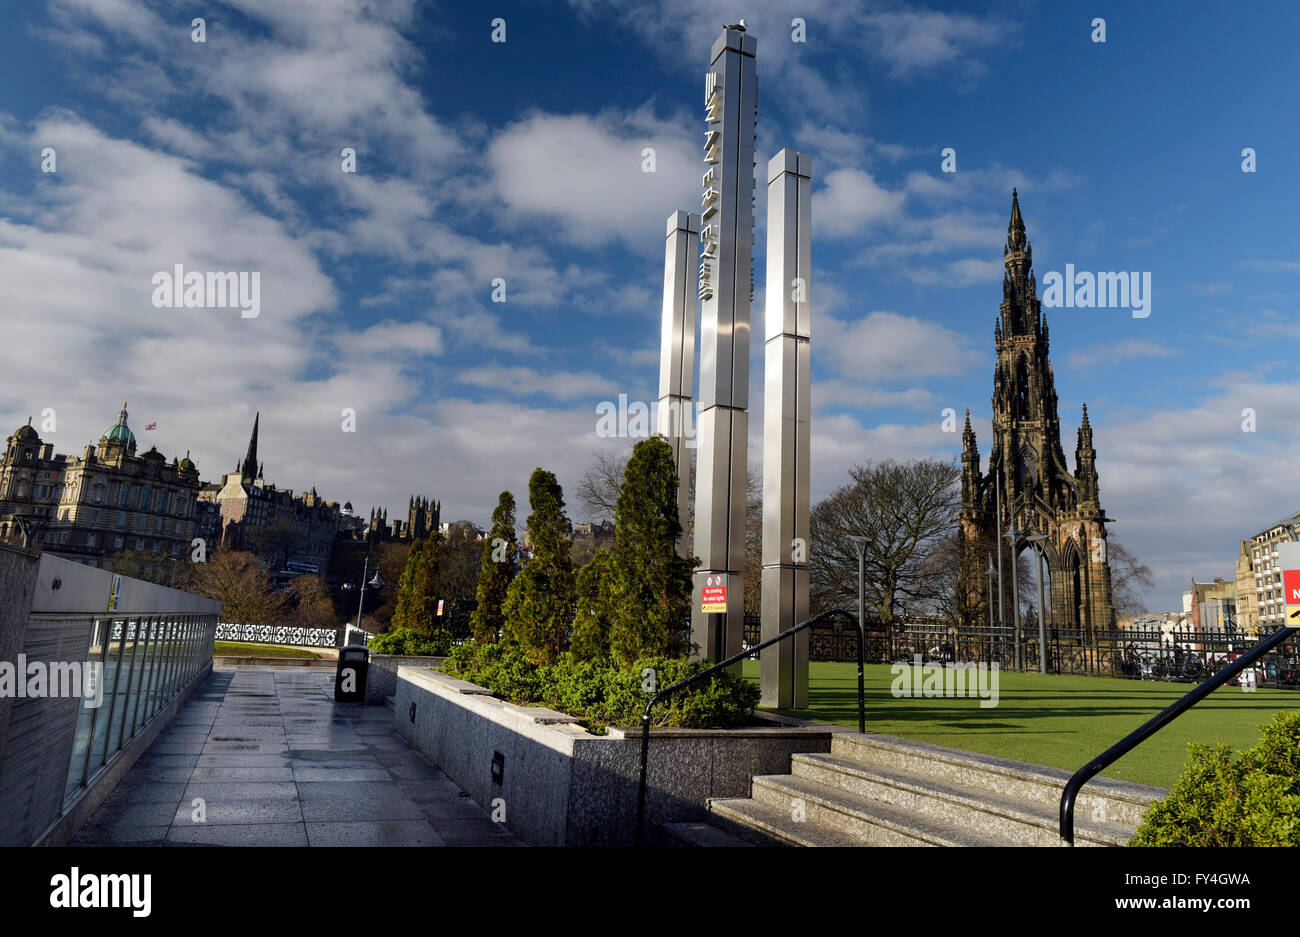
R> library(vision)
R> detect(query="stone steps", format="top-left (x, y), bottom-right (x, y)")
top-left (829, 733), bottom-right (1162, 830)
top-left (670, 732), bottom-right (1164, 847)
top-left (790, 752), bottom-right (1129, 846)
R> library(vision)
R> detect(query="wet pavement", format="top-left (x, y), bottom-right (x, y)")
top-left (72, 666), bottom-right (523, 847)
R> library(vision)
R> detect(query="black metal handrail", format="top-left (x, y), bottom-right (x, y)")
top-left (1059, 622), bottom-right (1297, 845)
top-left (634, 607), bottom-right (864, 845)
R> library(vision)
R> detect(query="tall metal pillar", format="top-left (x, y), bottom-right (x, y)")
top-left (691, 27), bottom-right (757, 664)
top-left (657, 210), bottom-right (698, 554)
top-left (760, 149), bottom-right (811, 708)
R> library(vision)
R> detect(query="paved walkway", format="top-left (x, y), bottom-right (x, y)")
top-left (73, 666), bottom-right (522, 847)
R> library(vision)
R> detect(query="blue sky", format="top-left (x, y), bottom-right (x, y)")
top-left (1, 0), bottom-right (1298, 612)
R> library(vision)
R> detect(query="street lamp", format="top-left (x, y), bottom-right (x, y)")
top-left (354, 553), bottom-right (385, 632)
top-left (1023, 533), bottom-right (1048, 674)
top-left (849, 536), bottom-right (869, 716)
top-left (986, 552), bottom-right (999, 666)
top-left (1000, 465), bottom-right (1022, 671)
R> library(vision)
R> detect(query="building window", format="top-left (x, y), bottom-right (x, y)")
top-left (119, 485), bottom-right (129, 506)
top-left (155, 517), bottom-right (163, 532)
top-left (114, 537), bottom-right (123, 549)
top-left (140, 489), bottom-right (151, 510)
top-left (87, 534), bottom-right (96, 548)
top-left (135, 538), bottom-right (144, 550)
top-left (94, 486), bottom-right (102, 503)
top-left (90, 510), bottom-right (98, 523)
top-left (151, 540), bottom-right (160, 553)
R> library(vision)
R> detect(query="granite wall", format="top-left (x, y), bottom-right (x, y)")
top-left (365, 654), bottom-right (446, 704)
top-left (393, 665), bottom-right (837, 846)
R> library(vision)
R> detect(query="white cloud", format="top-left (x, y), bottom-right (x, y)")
top-left (1069, 340), bottom-right (1180, 370)
top-left (861, 10), bottom-right (1005, 79)
top-left (457, 366), bottom-right (619, 401)
top-left (814, 168), bottom-right (905, 237)
top-left (486, 108), bottom-right (697, 250)
top-left (820, 311), bottom-right (982, 381)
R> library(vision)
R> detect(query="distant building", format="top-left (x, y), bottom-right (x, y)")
top-left (0, 404), bottom-right (201, 566)
top-left (350, 495), bottom-right (440, 544)
top-left (1184, 578), bottom-right (1238, 635)
top-left (1120, 611), bottom-right (1189, 645)
top-left (1239, 513), bottom-right (1300, 632)
top-left (440, 519), bottom-right (488, 541)
top-left (197, 413), bottom-right (342, 576)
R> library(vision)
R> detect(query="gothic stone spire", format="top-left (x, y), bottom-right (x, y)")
top-left (241, 412), bottom-right (260, 478)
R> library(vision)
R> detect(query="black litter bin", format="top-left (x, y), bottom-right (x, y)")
top-left (335, 645), bottom-right (369, 702)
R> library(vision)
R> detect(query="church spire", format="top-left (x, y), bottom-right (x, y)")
top-left (241, 412), bottom-right (259, 478)
top-left (1005, 187), bottom-right (1026, 255)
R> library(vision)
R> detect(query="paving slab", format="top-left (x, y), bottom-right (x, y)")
top-left (74, 665), bottom-right (521, 847)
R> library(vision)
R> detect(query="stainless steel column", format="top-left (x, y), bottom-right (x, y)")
top-left (691, 27), bottom-right (757, 663)
top-left (760, 149), bottom-right (811, 708)
top-left (657, 210), bottom-right (699, 555)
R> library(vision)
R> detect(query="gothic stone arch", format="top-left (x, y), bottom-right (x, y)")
top-left (958, 191), bottom-right (1116, 635)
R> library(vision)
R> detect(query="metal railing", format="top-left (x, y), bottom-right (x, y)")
top-left (1058, 622), bottom-right (1297, 845)
top-left (634, 607), bottom-right (863, 845)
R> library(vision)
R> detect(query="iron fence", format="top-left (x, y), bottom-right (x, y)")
top-left (741, 616), bottom-right (1300, 689)
top-left (215, 622), bottom-right (342, 648)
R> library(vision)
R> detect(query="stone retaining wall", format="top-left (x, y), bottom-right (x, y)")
top-left (367, 655), bottom-right (446, 704)
top-left (393, 665), bottom-right (838, 846)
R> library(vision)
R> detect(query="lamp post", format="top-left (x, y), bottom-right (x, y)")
top-left (1024, 533), bottom-right (1048, 674)
top-left (995, 472), bottom-right (1006, 658)
top-left (986, 552), bottom-right (997, 665)
top-left (354, 553), bottom-right (384, 634)
top-left (1002, 465), bottom-right (1022, 671)
top-left (850, 536), bottom-right (869, 711)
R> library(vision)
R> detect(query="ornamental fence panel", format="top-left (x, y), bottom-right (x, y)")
top-left (740, 615), bottom-right (1299, 688)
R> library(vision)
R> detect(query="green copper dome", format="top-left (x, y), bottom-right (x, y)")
top-left (102, 402), bottom-right (136, 447)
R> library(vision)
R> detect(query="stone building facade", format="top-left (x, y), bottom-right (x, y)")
top-left (0, 404), bottom-right (201, 566)
top-left (197, 413), bottom-right (342, 575)
top-left (958, 192), bottom-right (1116, 631)
top-left (1238, 513), bottom-right (1300, 633)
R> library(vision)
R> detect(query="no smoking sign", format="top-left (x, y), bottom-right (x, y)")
top-left (701, 575), bottom-right (727, 613)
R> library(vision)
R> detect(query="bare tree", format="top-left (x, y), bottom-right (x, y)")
top-left (575, 449), bottom-right (629, 521)
top-left (1107, 539), bottom-right (1154, 618)
top-left (809, 458), bottom-right (961, 624)
top-left (190, 550), bottom-right (286, 624)
top-left (434, 522), bottom-right (485, 603)
top-left (284, 574), bottom-right (338, 628)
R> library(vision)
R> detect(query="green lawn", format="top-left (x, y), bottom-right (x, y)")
top-left (741, 660), bottom-right (1299, 789)
top-left (213, 641), bottom-right (319, 659)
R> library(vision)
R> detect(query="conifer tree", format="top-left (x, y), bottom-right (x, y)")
top-left (391, 533), bottom-right (441, 635)
top-left (606, 437), bottom-right (695, 663)
top-left (570, 547), bottom-right (616, 659)
top-left (470, 491), bottom-right (517, 643)
top-left (502, 468), bottom-right (575, 663)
